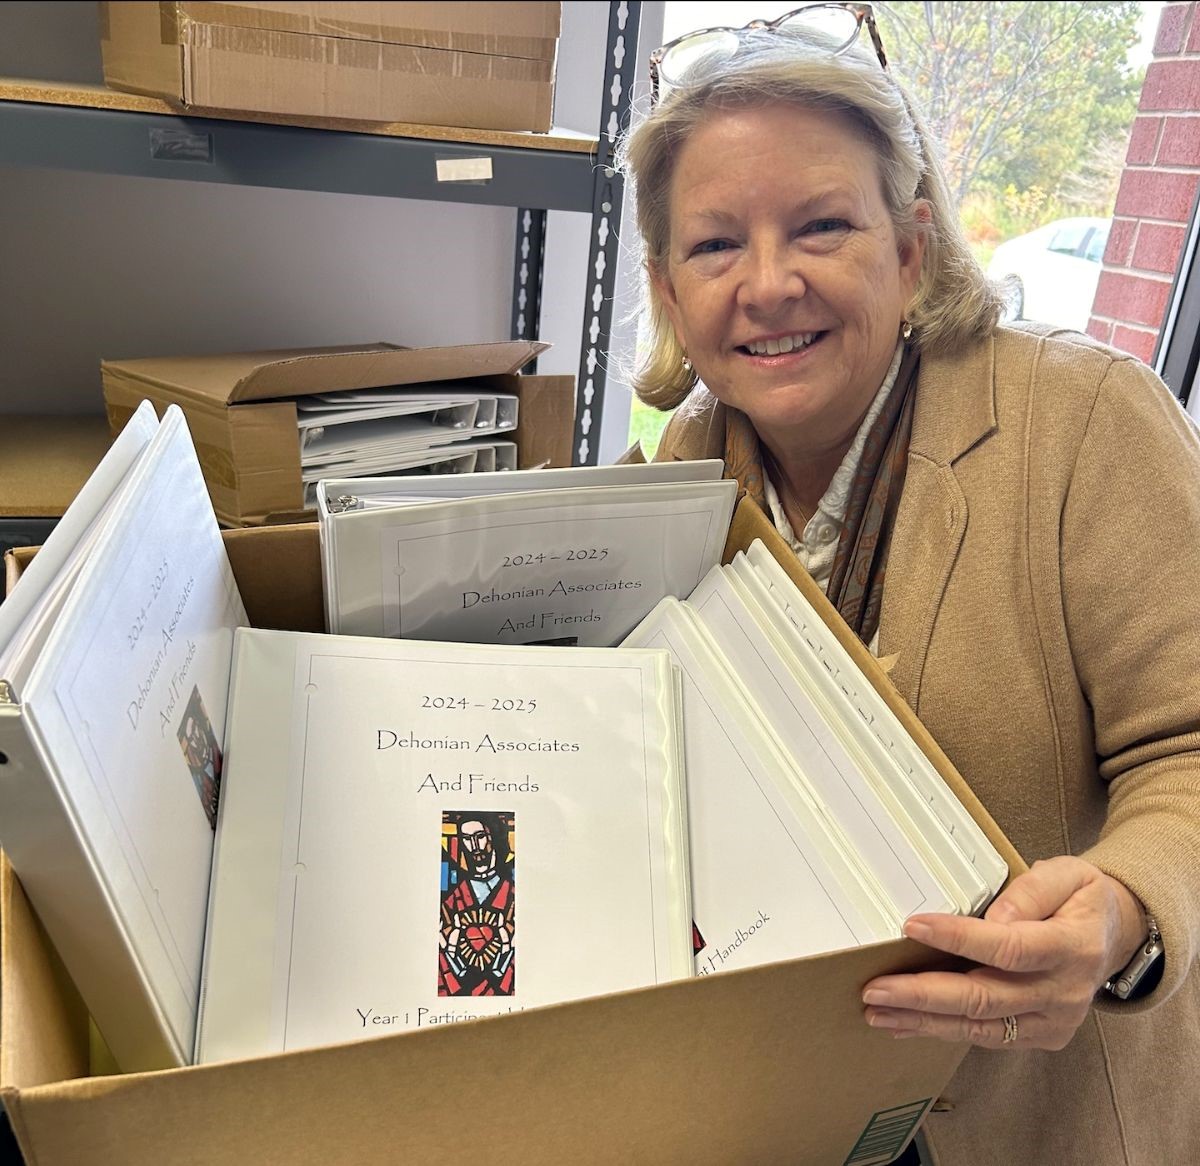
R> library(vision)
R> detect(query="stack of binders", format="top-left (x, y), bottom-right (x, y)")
top-left (297, 380), bottom-right (520, 505)
top-left (0, 402), bottom-right (248, 1070)
top-left (624, 548), bottom-right (1008, 977)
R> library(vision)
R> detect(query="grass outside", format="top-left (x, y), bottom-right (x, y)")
top-left (627, 397), bottom-right (673, 461)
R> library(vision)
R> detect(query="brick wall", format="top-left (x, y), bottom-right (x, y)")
top-left (1088, 2), bottom-right (1200, 362)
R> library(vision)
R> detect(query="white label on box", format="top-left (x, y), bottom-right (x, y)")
top-left (436, 157), bottom-right (493, 183)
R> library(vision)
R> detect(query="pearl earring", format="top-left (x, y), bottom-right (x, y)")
top-left (682, 354), bottom-right (693, 372)
top-left (901, 321), bottom-right (914, 342)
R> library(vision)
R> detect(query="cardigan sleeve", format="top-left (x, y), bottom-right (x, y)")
top-left (1060, 355), bottom-right (1200, 1009)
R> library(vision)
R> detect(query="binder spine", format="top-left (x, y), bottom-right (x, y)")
top-left (0, 702), bottom-right (187, 1071)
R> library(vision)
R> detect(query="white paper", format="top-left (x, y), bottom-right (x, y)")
top-left (198, 629), bottom-right (690, 1062)
top-left (624, 600), bottom-right (893, 976)
top-left (687, 568), bottom-right (960, 920)
top-left (324, 479), bottom-right (737, 645)
top-left (738, 544), bottom-right (1007, 906)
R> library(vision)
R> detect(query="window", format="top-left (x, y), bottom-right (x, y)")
top-left (1049, 223), bottom-right (1092, 257)
top-left (1083, 223), bottom-right (1111, 265)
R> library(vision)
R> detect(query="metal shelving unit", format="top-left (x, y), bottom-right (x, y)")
top-left (0, 95), bottom-right (600, 209)
top-left (0, 0), bottom-right (642, 467)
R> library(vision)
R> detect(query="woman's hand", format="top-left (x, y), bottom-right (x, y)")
top-left (861, 856), bottom-right (1148, 1050)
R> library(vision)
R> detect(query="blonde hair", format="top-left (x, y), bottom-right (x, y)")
top-left (619, 28), bottom-right (1004, 409)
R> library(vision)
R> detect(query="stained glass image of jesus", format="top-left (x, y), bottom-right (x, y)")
top-left (438, 811), bottom-right (515, 996)
top-left (176, 686), bottom-right (222, 830)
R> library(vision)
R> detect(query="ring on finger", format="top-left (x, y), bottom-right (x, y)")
top-left (1001, 1014), bottom-right (1019, 1045)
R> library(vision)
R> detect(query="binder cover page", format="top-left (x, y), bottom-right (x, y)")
top-left (330, 482), bottom-right (737, 645)
top-left (198, 630), bottom-right (690, 1063)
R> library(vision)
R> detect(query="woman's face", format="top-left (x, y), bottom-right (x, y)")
top-left (652, 103), bottom-right (927, 455)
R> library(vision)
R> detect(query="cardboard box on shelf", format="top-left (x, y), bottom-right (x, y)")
top-left (0, 416), bottom-right (112, 519)
top-left (0, 504), bottom-right (1025, 1166)
top-left (99, 2), bottom-right (561, 132)
top-left (99, 341), bottom-right (574, 528)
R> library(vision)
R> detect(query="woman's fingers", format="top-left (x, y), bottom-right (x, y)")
top-left (864, 1006), bottom-right (1051, 1049)
top-left (862, 968), bottom-right (1051, 1019)
top-left (900, 913), bottom-right (1069, 974)
top-left (983, 856), bottom-right (1093, 924)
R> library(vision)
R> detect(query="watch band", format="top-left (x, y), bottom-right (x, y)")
top-left (1103, 915), bottom-right (1164, 1001)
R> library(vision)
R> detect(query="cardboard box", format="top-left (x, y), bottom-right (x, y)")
top-left (100, 341), bottom-right (574, 528)
top-left (99, 2), bottom-right (560, 132)
top-left (0, 504), bottom-right (1025, 1165)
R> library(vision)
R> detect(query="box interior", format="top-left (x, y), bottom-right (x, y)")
top-left (0, 506), bottom-right (1022, 1164)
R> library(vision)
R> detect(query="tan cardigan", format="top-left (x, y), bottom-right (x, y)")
top-left (655, 325), bottom-right (1200, 1165)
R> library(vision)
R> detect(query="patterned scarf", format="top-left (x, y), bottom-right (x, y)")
top-left (722, 343), bottom-right (921, 646)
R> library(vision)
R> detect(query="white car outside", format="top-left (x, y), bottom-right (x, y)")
top-left (986, 217), bottom-right (1110, 333)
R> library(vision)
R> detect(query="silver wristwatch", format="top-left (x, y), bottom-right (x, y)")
top-left (1103, 916), bottom-right (1165, 1000)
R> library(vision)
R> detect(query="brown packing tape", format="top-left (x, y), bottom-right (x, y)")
top-left (102, 385), bottom-right (242, 524)
top-left (723, 498), bottom-right (1027, 882)
top-left (160, 0), bottom-right (181, 45)
top-left (100, 3), bottom-right (188, 101)
top-left (104, 401), bottom-right (136, 435)
top-left (192, 442), bottom-right (238, 491)
top-left (102, 384), bottom-right (239, 520)
top-left (183, 22), bottom-right (554, 82)
top-left (226, 403), bottom-right (306, 515)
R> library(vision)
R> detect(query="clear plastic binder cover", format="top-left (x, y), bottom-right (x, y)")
top-left (624, 599), bottom-right (894, 978)
top-left (21, 408), bottom-right (247, 1057)
top-left (327, 481), bottom-right (737, 644)
top-left (686, 567), bottom-right (960, 921)
top-left (740, 544), bottom-right (1007, 905)
top-left (197, 629), bottom-right (690, 1064)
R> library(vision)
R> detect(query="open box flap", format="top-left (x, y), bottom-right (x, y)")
top-left (100, 341), bottom-right (548, 407)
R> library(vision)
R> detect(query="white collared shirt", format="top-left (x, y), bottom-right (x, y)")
top-left (762, 342), bottom-right (904, 652)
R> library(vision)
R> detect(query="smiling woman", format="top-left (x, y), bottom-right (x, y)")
top-left (617, 10), bottom-right (1200, 1166)
top-left (649, 102), bottom-right (926, 504)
